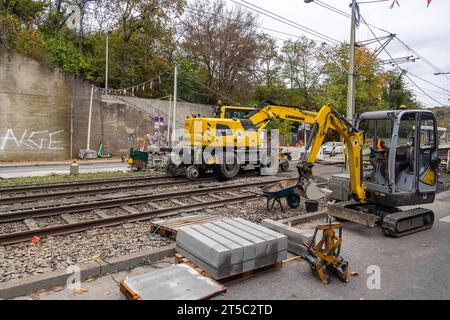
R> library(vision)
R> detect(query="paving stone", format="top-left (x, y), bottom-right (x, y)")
top-left (176, 218), bottom-right (288, 279)
top-left (220, 219), bottom-right (280, 266)
top-left (201, 223), bottom-right (256, 272)
top-left (232, 218), bottom-right (288, 261)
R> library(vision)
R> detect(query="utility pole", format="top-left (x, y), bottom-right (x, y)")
top-left (105, 33), bottom-right (109, 93)
top-left (347, 0), bottom-right (357, 123)
top-left (167, 94), bottom-right (172, 147)
top-left (172, 65), bottom-right (178, 148)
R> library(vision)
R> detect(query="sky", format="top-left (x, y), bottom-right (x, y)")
top-left (222, 0), bottom-right (450, 108)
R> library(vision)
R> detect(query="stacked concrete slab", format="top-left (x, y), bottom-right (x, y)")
top-left (175, 218), bottom-right (288, 280)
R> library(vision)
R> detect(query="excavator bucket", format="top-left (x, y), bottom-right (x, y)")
top-left (296, 162), bottom-right (330, 201)
top-left (297, 179), bottom-right (329, 201)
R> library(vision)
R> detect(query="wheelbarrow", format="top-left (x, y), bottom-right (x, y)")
top-left (260, 180), bottom-right (301, 212)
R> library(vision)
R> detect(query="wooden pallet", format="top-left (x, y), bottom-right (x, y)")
top-left (150, 214), bottom-right (224, 239)
top-left (119, 281), bottom-right (143, 300)
top-left (174, 253), bottom-right (283, 285)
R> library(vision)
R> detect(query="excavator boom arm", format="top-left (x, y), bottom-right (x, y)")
top-left (302, 104), bottom-right (366, 203)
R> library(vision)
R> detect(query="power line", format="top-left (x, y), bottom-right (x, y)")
top-left (229, 0), bottom-right (341, 45)
top-left (394, 36), bottom-right (450, 80)
top-left (314, 0), bottom-right (392, 34)
top-left (360, 14), bottom-right (446, 107)
top-left (406, 71), bottom-right (450, 93)
top-left (312, 0), bottom-right (450, 80)
top-left (182, 6), bottom-right (298, 43)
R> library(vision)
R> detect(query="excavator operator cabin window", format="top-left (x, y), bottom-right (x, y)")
top-left (359, 118), bottom-right (393, 185)
top-left (225, 109), bottom-right (252, 119)
top-left (216, 124), bottom-right (232, 136)
top-left (419, 113), bottom-right (437, 177)
top-left (395, 112), bottom-right (417, 192)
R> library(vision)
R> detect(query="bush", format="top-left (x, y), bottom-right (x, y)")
top-left (43, 35), bottom-right (97, 81)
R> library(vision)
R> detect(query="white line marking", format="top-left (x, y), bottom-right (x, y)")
top-left (439, 215), bottom-right (450, 223)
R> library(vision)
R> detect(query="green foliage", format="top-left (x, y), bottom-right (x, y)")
top-left (0, 0), bottom-right (439, 119)
top-left (267, 119), bottom-right (296, 145)
top-left (43, 34), bottom-right (97, 80)
top-left (0, 12), bottom-right (45, 60)
top-left (0, 0), bottom-right (48, 25)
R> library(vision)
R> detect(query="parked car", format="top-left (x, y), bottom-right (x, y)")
top-left (321, 142), bottom-right (343, 154)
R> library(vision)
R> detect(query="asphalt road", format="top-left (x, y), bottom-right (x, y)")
top-left (216, 190), bottom-right (450, 300)
top-left (0, 162), bottom-right (129, 178)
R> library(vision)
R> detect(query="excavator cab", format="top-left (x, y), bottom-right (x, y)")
top-left (357, 110), bottom-right (440, 208)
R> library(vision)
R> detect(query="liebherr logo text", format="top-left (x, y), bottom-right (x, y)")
top-left (285, 115), bottom-right (305, 121)
top-left (177, 304), bottom-right (272, 318)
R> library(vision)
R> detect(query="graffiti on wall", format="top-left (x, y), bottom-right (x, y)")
top-left (0, 129), bottom-right (65, 152)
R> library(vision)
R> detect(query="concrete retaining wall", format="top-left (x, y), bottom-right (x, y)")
top-left (100, 95), bottom-right (212, 156)
top-left (0, 51), bottom-right (212, 162)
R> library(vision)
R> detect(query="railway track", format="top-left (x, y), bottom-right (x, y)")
top-left (0, 176), bottom-right (216, 205)
top-left (0, 178), bottom-right (295, 245)
top-left (0, 174), bottom-right (169, 194)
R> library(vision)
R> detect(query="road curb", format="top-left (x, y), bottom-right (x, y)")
top-left (0, 245), bottom-right (175, 300)
top-left (0, 160), bottom-right (123, 168)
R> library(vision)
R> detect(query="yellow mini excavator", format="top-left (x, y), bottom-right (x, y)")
top-left (168, 101), bottom-right (439, 237)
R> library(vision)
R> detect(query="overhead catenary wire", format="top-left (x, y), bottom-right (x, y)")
top-left (360, 14), bottom-right (446, 107)
top-left (312, 0), bottom-right (450, 80)
top-left (229, 0), bottom-right (341, 45)
top-left (184, 5), bottom-right (321, 43)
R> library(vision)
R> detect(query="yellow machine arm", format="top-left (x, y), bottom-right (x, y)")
top-left (245, 102), bottom-right (366, 202)
top-left (247, 103), bottom-right (320, 130)
top-left (298, 104), bottom-right (367, 203)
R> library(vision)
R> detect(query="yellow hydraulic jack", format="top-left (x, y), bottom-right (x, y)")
top-left (304, 221), bottom-right (349, 284)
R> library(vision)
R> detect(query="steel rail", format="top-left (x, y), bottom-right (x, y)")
top-left (0, 177), bottom-right (216, 205)
top-left (0, 193), bottom-right (260, 245)
top-left (0, 174), bottom-right (171, 194)
top-left (0, 178), bottom-right (295, 223)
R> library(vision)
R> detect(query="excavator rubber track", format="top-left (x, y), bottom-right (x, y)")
top-left (381, 208), bottom-right (435, 237)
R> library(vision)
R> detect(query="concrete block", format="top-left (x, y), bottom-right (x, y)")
top-left (287, 240), bottom-right (309, 257)
top-left (233, 218), bottom-right (288, 251)
top-left (261, 219), bottom-right (315, 245)
top-left (176, 227), bottom-right (230, 269)
top-left (224, 218), bottom-right (287, 263)
top-left (192, 225), bottom-right (244, 275)
top-left (201, 223), bottom-right (256, 272)
top-left (212, 220), bottom-right (267, 268)
top-left (176, 219), bottom-right (288, 280)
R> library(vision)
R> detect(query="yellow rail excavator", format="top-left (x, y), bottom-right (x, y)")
top-left (167, 100), bottom-right (439, 237)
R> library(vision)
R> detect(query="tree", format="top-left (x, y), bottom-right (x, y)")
top-left (279, 37), bottom-right (326, 108)
top-left (320, 43), bottom-right (387, 115)
top-left (382, 70), bottom-right (422, 110)
top-left (254, 33), bottom-right (280, 87)
top-left (182, 0), bottom-right (259, 104)
top-left (0, 0), bottom-right (48, 26)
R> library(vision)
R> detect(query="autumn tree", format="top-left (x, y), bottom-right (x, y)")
top-left (182, 0), bottom-right (259, 104)
top-left (382, 70), bottom-right (422, 110)
top-left (319, 43), bottom-right (387, 115)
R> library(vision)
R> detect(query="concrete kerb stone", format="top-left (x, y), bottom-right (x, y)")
top-left (261, 219), bottom-right (316, 257)
top-left (0, 245), bottom-right (175, 300)
top-left (201, 223), bottom-right (256, 272)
